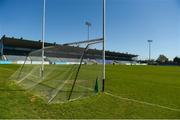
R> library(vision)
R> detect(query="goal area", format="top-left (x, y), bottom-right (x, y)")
top-left (10, 39), bottom-right (103, 103)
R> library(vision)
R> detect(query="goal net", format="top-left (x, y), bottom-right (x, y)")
top-left (10, 39), bottom-right (103, 103)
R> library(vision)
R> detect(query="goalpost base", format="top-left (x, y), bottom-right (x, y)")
top-left (102, 78), bottom-right (105, 92)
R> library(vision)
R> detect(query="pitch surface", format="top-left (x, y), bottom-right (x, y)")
top-left (0, 65), bottom-right (180, 118)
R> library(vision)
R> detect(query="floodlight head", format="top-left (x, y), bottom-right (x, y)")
top-left (85, 21), bottom-right (92, 27)
top-left (148, 40), bottom-right (153, 43)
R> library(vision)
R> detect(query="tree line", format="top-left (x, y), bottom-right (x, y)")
top-left (139, 55), bottom-right (180, 65)
top-left (156, 55), bottom-right (180, 65)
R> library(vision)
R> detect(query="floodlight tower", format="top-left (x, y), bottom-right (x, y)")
top-left (85, 22), bottom-right (92, 41)
top-left (41, 0), bottom-right (46, 78)
top-left (102, 0), bottom-right (106, 92)
top-left (147, 40), bottom-right (153, 62)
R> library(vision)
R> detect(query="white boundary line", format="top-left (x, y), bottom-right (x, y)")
top-left (71, 84), bottom-right (180, 113)
top-left (105, 92), bottom-right (180, 113)
top-left (75, 86), bottom-right (180, 113)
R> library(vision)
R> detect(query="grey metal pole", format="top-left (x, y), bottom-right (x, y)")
top-left (88, 25), bottom-right (89, 40)
top-left (148, 40), bottom-right (153, 62)
top-left (41, 0), bottom-right (46, 78)
top-left (102, 0), bottom-right (106, 92)
top-left (149, 42), bottom-right (151, 61)
top-left (85, 22), bottom-right (91, 41)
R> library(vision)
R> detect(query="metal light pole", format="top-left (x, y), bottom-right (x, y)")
top-left (41, 0), bottom-right (46, 78)
top-left (102, 0), bottom-right (106, 92)
top-left (85, 22), bottom-right (92, 41)
top-left (147, 40), bottom-right (153, 62)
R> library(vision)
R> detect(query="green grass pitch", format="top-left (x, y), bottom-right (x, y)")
top-left (0, 64), bottom-right (180, 119)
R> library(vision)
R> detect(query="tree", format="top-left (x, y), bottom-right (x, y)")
top-left (173, 57), bottom-right (180, 65)
top-left (157, 55), bottom-right (169, 63)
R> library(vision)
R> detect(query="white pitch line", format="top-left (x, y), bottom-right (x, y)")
top-left (105, 92), bottom-right (180, 113)
top-left (76, 86), bottom-right (180, 112)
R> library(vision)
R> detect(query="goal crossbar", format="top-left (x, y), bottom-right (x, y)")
top-left (63, 38), bottom-right (103, 46)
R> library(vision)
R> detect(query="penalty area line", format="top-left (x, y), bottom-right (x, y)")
top-left (105, 92), bottom-right (180, 113)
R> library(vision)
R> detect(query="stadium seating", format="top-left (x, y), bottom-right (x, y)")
top-left (0, 36), bottom-right (138, 65)
top-left (59, 58), bottom-right (80, 62)
top-left (47, 57), bottom-right (61, 63)
top-left (106, 60), bottom-right (114, 64)
top-left (30, 56), bottom-right (43, 61)
top-left (4, 54), bottom-right (138, 65)
top-left (6, 55), bottom-right (27, 61)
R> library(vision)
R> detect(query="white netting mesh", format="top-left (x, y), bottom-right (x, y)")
top-left (10, 42), bottom-right (102, 103)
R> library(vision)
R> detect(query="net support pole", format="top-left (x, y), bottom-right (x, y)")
top-left (41, 0), bottom-right (46, 78)
top-left (102, 0), bottom-right (106, 92)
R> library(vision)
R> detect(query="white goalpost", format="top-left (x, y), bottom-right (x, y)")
top-left (41, 0), bottom-right (46, 79)
top-left (102, 0), bottom-right (106, 92)
top-left (10, 0), bottom-right (106, 104)
top-left (41, 0), bottom-right (106, 92)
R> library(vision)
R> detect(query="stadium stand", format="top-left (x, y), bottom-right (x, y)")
top-left (47, 57), bottom-right (61, 63)
top-left (6, 55), bottom-right (27, 61)
top-left (0, 35), bottom-right (138, 64)
top-left (30, 56), bottom-right (43, 61)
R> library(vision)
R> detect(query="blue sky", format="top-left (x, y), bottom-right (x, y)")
top-left (0, 0), bottom-right (180, 60)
